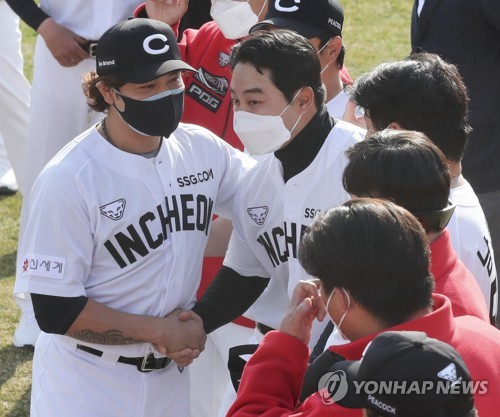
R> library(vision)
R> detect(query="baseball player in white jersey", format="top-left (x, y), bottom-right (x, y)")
top-left (188, 30), bottom-right (364, 416)
top-left (14, 18), bottom-right (254, 417)
top-left (7, 0), bottom-right (141, 347)
top-left (227, 118), bottom-right (363, 338)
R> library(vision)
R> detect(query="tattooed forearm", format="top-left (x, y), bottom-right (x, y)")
top-left (68, 329), bottom-right (139, 345)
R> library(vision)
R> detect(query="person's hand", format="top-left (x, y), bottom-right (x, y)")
top-left (154, 309), bottom-right (206, 366)
top-left (159, 346), bottom-right (201, 368)
top-left (279, 280), bottom-right (326, 345)
top-left (145, 0), bottom-right (189, 26)
top-left (37, 18), bottom-right (89, 67)
top-left (342, 99), bottom-right (367, 129)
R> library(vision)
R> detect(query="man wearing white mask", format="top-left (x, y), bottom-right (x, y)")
top-left (189, 29), bottom-right (365, 415)
top-left (136, 3), bottom-right (270, 416)
top-left (135, 3), bottom-right (355, 417)
top-left (134, 4), bottom-right (355, 416)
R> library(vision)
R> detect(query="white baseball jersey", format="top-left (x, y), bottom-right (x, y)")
top-left (14, 122), bottom-right (254, 417)
top-left (449, 179), bottom-right (498, 320)
top-left (223, 120), bottom-right (365, 343)
top-left (326, 88), bottom-right (349, 120)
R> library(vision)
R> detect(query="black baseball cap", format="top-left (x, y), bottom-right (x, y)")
top-left (96, 18), bottom-right (195, 83)
top-left (331, 331), bottom-right (475, 417)
top-left (250, 0), bottom-right (344, 38)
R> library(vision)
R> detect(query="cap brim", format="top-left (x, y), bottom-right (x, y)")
top-left (329, 360), bottom-right (367, 409)
top-left (250, 18), bottom-right (324, 38)
top-left (118, 60), bottom-right (196, 84)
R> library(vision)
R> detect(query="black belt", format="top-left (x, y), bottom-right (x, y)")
top-left (81, 40), bottom-right (99, 58)
top-left (256, 322), bottom-right (275, 335)
top-left (76, 344), bottom-right (171, 372)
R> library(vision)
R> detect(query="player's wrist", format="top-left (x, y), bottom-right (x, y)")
top-left (37, 17), bottom-right (56, 37)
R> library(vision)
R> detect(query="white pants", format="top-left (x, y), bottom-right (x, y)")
top-left (32, 333), bottom-right (190, 417)
top-left (0, 1), bottom-right (30, 193)
top-left (189, 322), bottom-right (254, 417)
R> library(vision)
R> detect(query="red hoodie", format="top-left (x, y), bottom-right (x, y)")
top-left (228, 295), bottom-right (500, 417)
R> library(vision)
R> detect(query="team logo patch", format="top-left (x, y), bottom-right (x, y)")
top-left (218, 51), bottom-right (230, 67)
top-left (100, 198), bottom-right (126, 221)
top-left (194, 67), bottom-right (229, 96)
top-left (21, 254), bottom-right (65, 280)
top-left (247, 206), bottom-right (269, 225)
top-left (437, 363), bottom-right (458, 381)
top-left (187, 82), bottom-right (222, 112)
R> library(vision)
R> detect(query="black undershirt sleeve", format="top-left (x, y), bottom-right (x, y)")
top-left (5, 0), bottom-right (50, 31)
top-left (192, 266), bottom-right (270, 334)
top-left (31, 293), bottom-right (88, 335)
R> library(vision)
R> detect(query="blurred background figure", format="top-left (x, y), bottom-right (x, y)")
top-left (0, 1), bottom-right (30, 195)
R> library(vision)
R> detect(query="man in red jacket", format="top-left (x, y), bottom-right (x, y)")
top-left (228, 199), bottom-right (500, 417)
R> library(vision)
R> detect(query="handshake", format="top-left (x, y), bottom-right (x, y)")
top-left (154, 309), bottom-right (207, 368)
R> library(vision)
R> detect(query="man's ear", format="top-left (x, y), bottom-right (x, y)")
top-left (297, 86), bottom-right (315, 110)
top-left (97, 81), bottom-right (118, 106)
top-left (387, 121), bottom-right (404, 130)
top-left (325, 36), bottom-right (342, 61)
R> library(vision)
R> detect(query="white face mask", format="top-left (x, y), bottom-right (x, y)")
top-left (233, 90), bottom-right (303, 155)
top-left (211, 0), bottom-right (267, 40)
top-left (325, 288), bottom-right (351, 344)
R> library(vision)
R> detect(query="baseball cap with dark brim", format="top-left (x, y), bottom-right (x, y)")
top-left (251, 18), bottom-right (325, 39)
top-left (96, 18), bottom-right (195, 84)
top-left (250, 0), bottom-right (343, 38)
top-left (330, 331), bottom-right (474, 417)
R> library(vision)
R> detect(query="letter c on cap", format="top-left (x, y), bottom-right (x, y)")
top-left (275, 0), bottom-right (301, 12)
top-left (143, 34), bottom-right (169, 55)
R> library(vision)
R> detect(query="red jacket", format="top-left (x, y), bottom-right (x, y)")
top-left (430, 229), bottom-right (489, 321)
top-left (228, 295), bottom-right (500, 417)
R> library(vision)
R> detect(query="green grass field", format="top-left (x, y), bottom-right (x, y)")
top-left (0, 2), bottom-right (413, 415)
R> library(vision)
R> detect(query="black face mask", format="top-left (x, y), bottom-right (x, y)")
top-left (113, 86), bottom-right (184, 138)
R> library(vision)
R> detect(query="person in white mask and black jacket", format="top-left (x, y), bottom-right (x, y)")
top-left (185, 29), bottom-right (365, 415)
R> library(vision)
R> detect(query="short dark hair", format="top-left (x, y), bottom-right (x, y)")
top-left (298, 198), bottom-right (434, 327)
top-left (343, 129), bottom-right (451, 213)
top-left (317, 31), bottom-right (345, 68)
top-left (350, 52), bottom-right (471, 162)
top-left (230, 29), bottom-right (326, 108)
